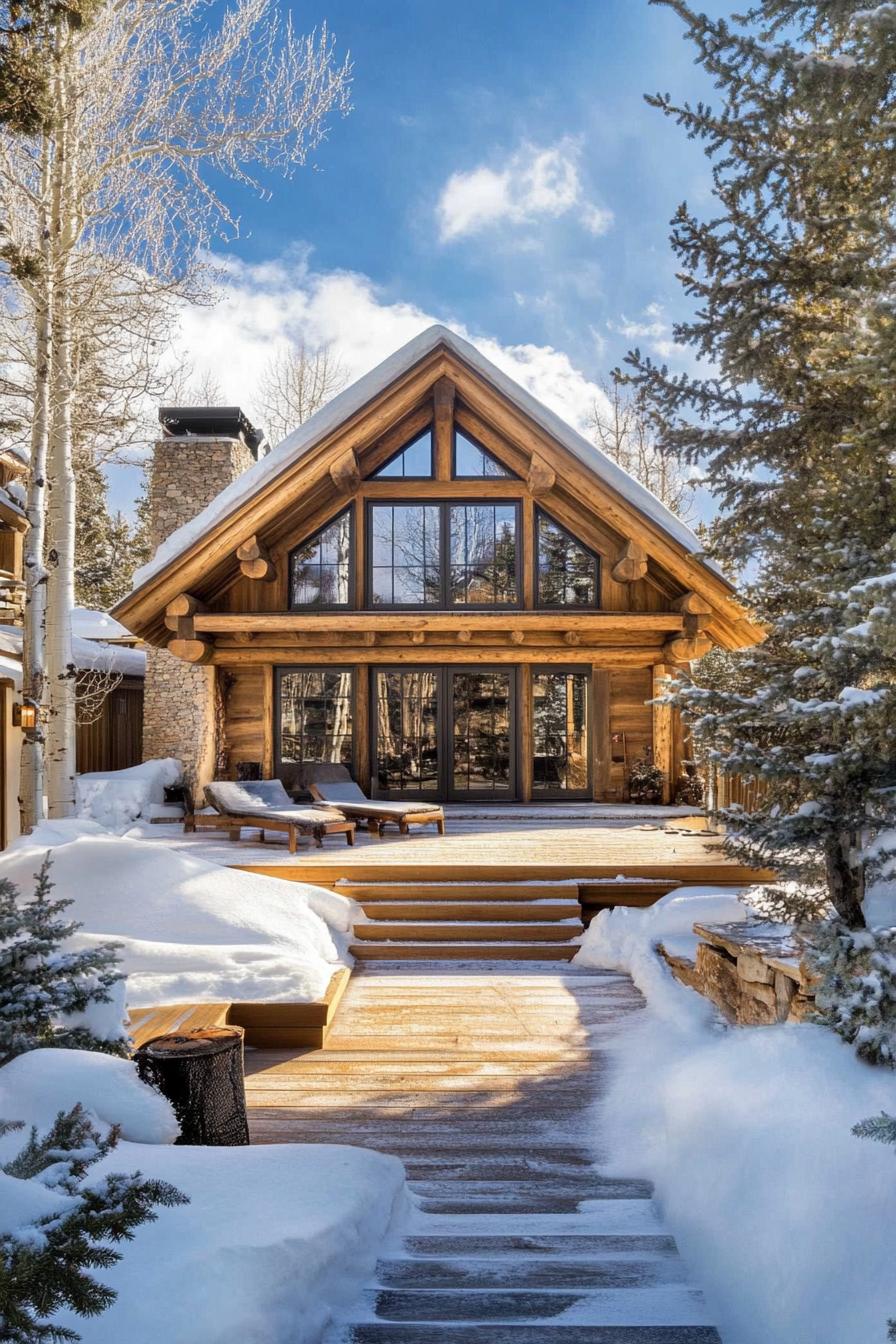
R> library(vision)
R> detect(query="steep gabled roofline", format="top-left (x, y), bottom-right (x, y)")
top-left (123, 325), bottom-right (725, 605)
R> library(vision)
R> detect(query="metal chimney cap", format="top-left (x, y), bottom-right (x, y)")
top-left (158, 406), bottom-right (265, 454)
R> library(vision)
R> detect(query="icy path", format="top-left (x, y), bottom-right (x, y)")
top-left (245, 963), bottom-right (721, 1344)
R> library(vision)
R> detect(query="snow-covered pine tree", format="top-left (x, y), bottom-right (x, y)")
top-left (627, 1), bottom-right (896, 927)
top-left (0, 857), bottom-right (126, 1065)
top-left (73, 446), bottom-right (141, 610)
top-left (1, 1105), bottom-right (187, 1343)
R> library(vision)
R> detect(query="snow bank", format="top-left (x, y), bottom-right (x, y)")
top-left (585, 889), bottom-right (896, 1343)
top-left (574, 885), bottom-right (750, 1016)
top-left (0, 827), bottom-right (357, 1019)
top-left (0, 1050), bottom-right (406, 1344)
top-left (0, 1048), bottom-right (179, 1145)
top-left (75, 758), bottom-right (182, 829)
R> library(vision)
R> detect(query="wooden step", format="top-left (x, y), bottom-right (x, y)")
top-left (337, 1326), bottom-right (722, 1343)
top-left (359, 900), bottom-right (581, 921)
top-left (353, 922), bottom-right (582, 943)
top-left (357, 1285), bottom-right (713, 1324)
top-left (376, 1255), bottom-right (688, 1289)
top-left (340, 881), bottom-right (577, 902)
top-left (349, 943), bottom-right (578, 962)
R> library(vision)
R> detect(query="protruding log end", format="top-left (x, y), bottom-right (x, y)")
top-left (611, 540), bottom-right (648, 584)
top-left (329, 448), bottom-right (361, 495)
top-left (563, 630), bottom-right (581, 646)
top-left (457, 629), bottom-right (472, 643)
top-left (168, 637), bottom-right (214, 665)
top-left (509, 630), bottom-right (525, 645)
top-left (236, 535), bottom-right (277, 582)
top-left (662, 634), bottom-right (713, 664)
top-left (527, 452), bottom-right (556, 498)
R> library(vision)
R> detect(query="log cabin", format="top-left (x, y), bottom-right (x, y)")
top-left (113, 326), bottom-right (761, 808)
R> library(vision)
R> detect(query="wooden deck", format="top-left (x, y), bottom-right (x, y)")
top-left (245, 962), bottom-right (720, 1341)
top-left (227, 811), bottom-right (763, 886)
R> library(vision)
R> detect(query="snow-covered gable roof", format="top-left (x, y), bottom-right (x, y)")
top-left (0, 625), bottom-right (145, 678)
top-left (131, 325), bottom-right (718, 592)
top-left (71, 606), bottom-right (138, 644)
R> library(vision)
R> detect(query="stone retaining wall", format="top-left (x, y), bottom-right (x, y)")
top-left (659, 921), bottom-right (816, 1025)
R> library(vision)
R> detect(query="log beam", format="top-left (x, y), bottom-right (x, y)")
top-left (194, 611), bottom-right (685, 635)
top-left (611, 540), bottom-right (648, 584)
top-left (236, 534), bottom-right (277, 582)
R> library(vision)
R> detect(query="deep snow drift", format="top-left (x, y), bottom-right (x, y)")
top-left (0, 1050), bottom-right (405, 1344)
top-left (74, 757), bottom-right (182, 829)
top-left (577, 887), bottom-right (896, 1344)
top-left (0, 823), bottom-right (357, 1023)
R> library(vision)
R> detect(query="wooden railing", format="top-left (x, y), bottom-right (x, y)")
top-left (704, 763), bottom-right (769, 815)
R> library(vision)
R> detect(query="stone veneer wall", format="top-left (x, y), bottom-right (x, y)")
top-left (142, 436), bottom-right (255, 790)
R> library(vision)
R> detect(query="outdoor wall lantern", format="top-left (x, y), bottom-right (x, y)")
top-left (12, 702), bottom-right (37, 730)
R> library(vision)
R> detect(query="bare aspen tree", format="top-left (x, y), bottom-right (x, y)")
top-left (590, 379), bottom-right (694, 519)
top-left (257, 340), bottom-right (347, 443)
top-left (0, 0), bottom-right (352, 822)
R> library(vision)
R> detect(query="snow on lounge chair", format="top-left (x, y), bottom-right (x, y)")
top-left (307, 765), bottom-right (445, 837)
top-left (188, 779), bottom-right (355, 852)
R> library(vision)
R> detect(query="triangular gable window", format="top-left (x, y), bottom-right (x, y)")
top-left (453, 429), bottom-right (515, 479)
top-left (371, 428), bottom-right (433, 478)
top-left (535, 508), bottom-right (600, 608)
top-left (289, 507), bottom-right (354, 608)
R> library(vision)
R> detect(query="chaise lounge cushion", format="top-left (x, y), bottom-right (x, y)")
top-left (205, 780), bottom-right (342, 825)
top-left (307, 767), bottom-right (443, 818)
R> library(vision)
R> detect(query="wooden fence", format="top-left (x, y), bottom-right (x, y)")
top-left (704, 763), bottom-right (769, 815)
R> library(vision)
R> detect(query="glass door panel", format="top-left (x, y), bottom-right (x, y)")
top-left (373, 669), bottom-right (439, 796)
top-left (450, 670), bottom-right (514, 799)
top-left (532, 670), bottom-right (591, 797)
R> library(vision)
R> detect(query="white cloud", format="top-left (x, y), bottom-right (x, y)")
top-left (174, 249), bottom-right (612, 443)
top-left (611, 302), bottom-right (689, 363)
top-left (436, 139), bottom-right (613, 244)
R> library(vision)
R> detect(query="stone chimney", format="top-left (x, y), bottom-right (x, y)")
top-left (142, 407), bottom-right (264, 792)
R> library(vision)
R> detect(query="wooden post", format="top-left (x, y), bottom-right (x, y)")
top-left (355, 665), bottom-right (371, 795)
top-left (522, 496), bottom-right (535, 607)
top-left (433, 377), bottom-right (455, 480)
top-left (262, 665), bottom-right (274, 779)
top-left (592, 668), bottom-right (610, 801)
top-left (652, 663), bottom-right (674, 805)
top-left (520, 664), bottom-right (533, 802)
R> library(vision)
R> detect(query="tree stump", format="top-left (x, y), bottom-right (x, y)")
top-left (135, 1027), bottom-right (250, 1146)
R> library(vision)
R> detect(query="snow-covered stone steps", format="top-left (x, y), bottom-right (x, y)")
top-left (402, 1234), bottom-right (679, 1258)
top-left (406, 1177), bottom-right (653, 1215)
top-left (353, 1285), bottom-right (714, 1326)
top-left (378, 1254), bottom-right (688, 1288)
top-left (339, 1326), bottom-right (721, 1343)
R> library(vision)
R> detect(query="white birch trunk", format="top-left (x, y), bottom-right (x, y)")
top-left (18, 144), bottom-right (52, 832)
top-left (44, 24), bottom-right (78, 818)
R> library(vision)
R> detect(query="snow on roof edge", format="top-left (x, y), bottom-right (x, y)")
top-left (125, 324), bottom-right (721, 600)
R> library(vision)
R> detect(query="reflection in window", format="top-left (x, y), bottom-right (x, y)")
top-left (289, 509), bottom-right (352, 608)
top-left (449, 504), bottom-right (518, 606)
top-left (536, 510), bottom-right (599, 607)
top-left (454, 430), bottom-right (512, 478)
top-left (370, 504), bottom-right (441, 606)
top-left (533, 671), bottom-right (590, 795)
top-left (374, 670), bottom-right (439, 794)
top-left (372, 429), bottom-right (433, 478)
top-left (452, 671), bottom-right (512, 794)
top-left (279, 670), bottom-right (354, 768)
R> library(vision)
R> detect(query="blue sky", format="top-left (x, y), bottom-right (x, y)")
top-left (111, 0), bottom-right (734, 515)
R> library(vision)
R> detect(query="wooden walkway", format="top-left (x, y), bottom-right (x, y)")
top-left (245, 963), bottom-right (720, 1342)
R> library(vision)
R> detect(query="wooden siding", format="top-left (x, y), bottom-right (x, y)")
top-left (75, 678), bottom-right (144, 775)
top-left (608, 667), bottom-right (653, 799)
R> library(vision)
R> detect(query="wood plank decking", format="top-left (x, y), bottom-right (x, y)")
top-left (245, 963), bottom-right (721, 1342)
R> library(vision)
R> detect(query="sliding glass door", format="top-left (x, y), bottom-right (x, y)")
top-left (372, 666), bottom-right (516, 801)
top-left (532, 669), bottom-right (591, 798)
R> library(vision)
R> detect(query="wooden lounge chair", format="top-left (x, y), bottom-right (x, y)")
top-left (186, 779), bottom-right (355, 852)
top-left (307, 765), bottom-right (445, 837)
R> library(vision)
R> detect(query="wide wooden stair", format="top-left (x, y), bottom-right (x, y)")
top-left (341, 881), bottom-right (585, 962)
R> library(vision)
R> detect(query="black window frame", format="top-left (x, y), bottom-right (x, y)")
top-left (287, 505), bottom-right (356, 612)
top-left (452, 426), bottom-right (518, 480)
top-left (365, 498), bottom-right (524, 611)
top-left (534, 507), bottom-right (601, 611)
top-left (530, 664), bottom-right (593, 800)
top-left (370, 425), bottom-right (434, 480)
top-left (274, 664), bottom-right (357, 790)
